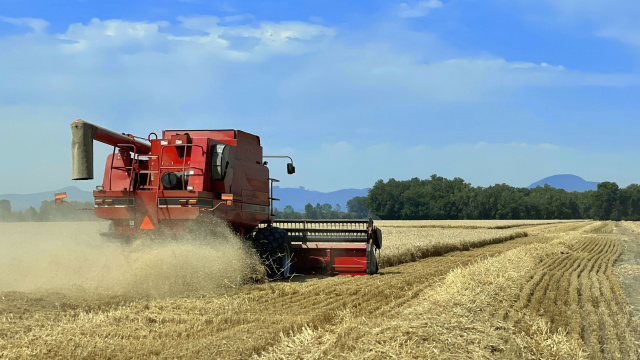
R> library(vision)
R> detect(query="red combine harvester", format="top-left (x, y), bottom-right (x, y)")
top-left (67, 119), bottom-right (381, 278)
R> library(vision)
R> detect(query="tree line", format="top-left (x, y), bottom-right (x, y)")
top-left (273, 197), bottom-right (372, 220)
top-left (366, 174), bottom-right (640, 221)
top-left (0, 199), bottom-right (97, 222)
top-left (0, 198), bottom-right (367, 222)
top-left (3, 174), bottom-right (637, 222)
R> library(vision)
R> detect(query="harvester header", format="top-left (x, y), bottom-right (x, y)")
top-left (67, 119), bottom-right (381, 277)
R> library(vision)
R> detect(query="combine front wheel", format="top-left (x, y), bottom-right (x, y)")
top-left (253, 226), bottom-right (291, 279)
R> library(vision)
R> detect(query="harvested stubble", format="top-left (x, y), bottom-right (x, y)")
top-left (1, 221), bottom-right (639, 359)
top-left (258, 221), bottom-right (640, 359)
top-left (0, 221), bottom-right (548, 359)
top-left (503, 222), bottom-right (640, 359)
top-left (378, 225), bottom-right (528, 267)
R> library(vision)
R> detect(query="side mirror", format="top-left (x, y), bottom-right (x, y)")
top-left (287, 163), bottom-right (295, 174)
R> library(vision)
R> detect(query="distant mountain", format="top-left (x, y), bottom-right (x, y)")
top-left (0, 185), bottom-right (367, 213)
top-left (0, 186), bottom-right (94, 211)
top-left (528, 174), bottom-right (599, 192)
top-left (272, 186), bottom-right (368, 212)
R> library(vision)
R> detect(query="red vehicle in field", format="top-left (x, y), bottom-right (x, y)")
top-left (66, 120), bottom-right (381, 278)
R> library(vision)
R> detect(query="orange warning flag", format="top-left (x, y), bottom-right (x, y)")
top-left (140, 216), bottom-right (154, 230)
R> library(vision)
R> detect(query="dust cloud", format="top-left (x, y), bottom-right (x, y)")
top-left (0, 221), bottom-right (264, 298)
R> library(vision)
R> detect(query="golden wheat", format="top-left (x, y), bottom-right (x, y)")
top-left (377, 219), bottom-right (583, 229)
top-left (377, 225), bottom-right (528, 267)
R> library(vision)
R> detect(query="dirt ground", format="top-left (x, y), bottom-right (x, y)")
top-left (0, 220), bottom-right (639, 359)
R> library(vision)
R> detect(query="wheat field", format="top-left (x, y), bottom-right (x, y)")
top-left (377, 223), bottom-right (528, 267)
top-left (377, 219), bottom-right (583, 229)
top-left (0, 220), bottom-right (638, 359)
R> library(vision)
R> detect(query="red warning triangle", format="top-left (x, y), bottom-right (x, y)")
top-left (140, 216), bottom-right (155, 230)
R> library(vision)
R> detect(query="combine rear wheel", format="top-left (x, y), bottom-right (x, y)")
top-left (253, 226), bottom-right (292, 279)
top-left (366, 243), bottom-right (379, 275)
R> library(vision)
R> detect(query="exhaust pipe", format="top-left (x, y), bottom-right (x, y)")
top-left (70, 119), bottom-right (152, 180)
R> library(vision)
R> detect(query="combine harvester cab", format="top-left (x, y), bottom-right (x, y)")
top-left (67, 119), bottom-right (381, 277)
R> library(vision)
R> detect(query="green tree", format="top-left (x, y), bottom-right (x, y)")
top-left (317, 203), bottom-right (333, 219)
top-left (304, 203), bottom-right (317, 219)
top-left (25, 206), bottom-right (39, 222)
top-left (367, 178), bottom-right (411, 220)
top-left (592, 182), bottom-right (620, 220)
top-left (0, 199), bottom-right (11, 221)
top-left (364, 174), bottom-right (612, 221)
top-left (347, 196), bottom-right (370, 218)
top-left (282, 205), bottom-right (296, 219)
top-left (620, 184), bottom-right (640, 220)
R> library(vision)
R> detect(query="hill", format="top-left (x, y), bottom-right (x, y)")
top-left (528, 174), bottom-right (599, 192)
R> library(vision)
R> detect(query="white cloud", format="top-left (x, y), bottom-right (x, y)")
top-left (529, 0), bottom-right (640, 47)
top-left (59, 18), bottom-right (170, 52)
top-left (0, 16), bottom-right (49, 33)
top-left (280, 49), bottom-right (636, 108)
top-left (597, 28), bottom-right (640, 47)
top-left (220, 14), bottom-right (255, 24)
top-left (1, 14), bottom-right (631, 120)
top-left (473, 142), bottom-right (560, 150)
top-left (509, 61), bottom-right (565, 71)
top-left (534, 143), bottom-right (560, 150)
top-left (0, 14), bottom-right (638, 193)
top-left (0, 16), bottom-right (337, 121)
top-left (53, 17), bottom-right (334, 60)
top-left (399, 0), bottom-right (444, 18)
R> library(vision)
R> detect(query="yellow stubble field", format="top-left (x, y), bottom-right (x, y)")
top-left (0, 220), bottom-right (638, 359)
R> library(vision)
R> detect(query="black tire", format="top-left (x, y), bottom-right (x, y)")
top-left (366, 243), bottom-right (379, 275)
top-left (252, 226), bottom-right (291, 279)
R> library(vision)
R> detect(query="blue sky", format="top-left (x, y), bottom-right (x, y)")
top-left (1, 0), bottom-right (639, 194)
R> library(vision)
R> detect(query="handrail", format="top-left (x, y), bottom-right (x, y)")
top-left (161, 143), bottom-right (205, 156)
top-left (263, 155), bottom-right (294, 163)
